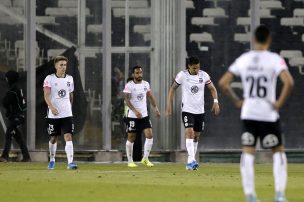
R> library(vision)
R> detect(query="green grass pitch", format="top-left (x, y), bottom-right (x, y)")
top-left (0, 163), bottom-right (303, 202)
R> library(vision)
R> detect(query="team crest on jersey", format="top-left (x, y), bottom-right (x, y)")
top-left (191, 86), bottom-right (199, 94)
top-left (199, 78), bottom-right (203, 83)
top-left (137, 93), bottom-right (144, 101)
top-left (55, 83), bottom-right (58, 86)
top-left (67, 82), bottom-right (71, 87)
top-left (144, 87), bottom-right (147, 91)
top-left (58, 89), bottom-right (67, 98)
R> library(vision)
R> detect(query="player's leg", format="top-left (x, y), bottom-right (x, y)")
top-left (47, 119), bottom-right (59, 169)
top-left (126, 118), bottom-right (137, 167)
top-left (193, 132), bottom-right (200, 157)
top-left (126, 132), bottom-right (137, 167)
top-left (141, 118), bottom-right (154, 167)
top-left (241, 146), bottom-right (257, 202)
top-left (13, 127), bottom-right (31, 162)
top-left (263, 120), bottom-right (287, 202)
top-left (48, 135), bottom-right (58, 169)
top-left (63, 117), bottom-right (77, 170)
top-left (240, 120), bottom-right (259, 202)
top-left (64, 132), bottom-right (77, 169)
top-left (182, 112), bottom-right (196, 169)
top-left (9, 116), bottom-right (30, 161)
top-left (272, 145), bottom-right (287, 202)
top-left (0, 122), bottom-right (15, 162)
top-left (193, 113), bottom-right (205, 159)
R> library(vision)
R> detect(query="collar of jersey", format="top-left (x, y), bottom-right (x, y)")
top-left (55, 73), bottom-right (67, 78)
top-left (187, 69), bottom-right (198, 76)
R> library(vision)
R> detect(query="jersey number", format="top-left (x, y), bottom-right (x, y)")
top-left (246, 76), bottom-right (267, 98)
top-left (129, 121), bottom-right (135, 128)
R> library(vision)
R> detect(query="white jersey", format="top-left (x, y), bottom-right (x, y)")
top-left (123, 80), bottom-right (151, 118)
top-left (229, 50), bottom-right (288, 122)
top-left (43, 74), bottom-right (74, 119)
top-left (175, 70), bottom-right (212, 114)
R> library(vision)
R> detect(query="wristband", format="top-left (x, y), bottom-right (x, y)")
top-left (214, 99), bottom-right (219, 103)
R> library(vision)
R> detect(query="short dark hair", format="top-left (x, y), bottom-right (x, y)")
top-left (132, 65), bottom-right (142, 73)
top-left (188, 56), bottom-right (200, 65)
top-left (254, 25), bottom-right (270, 44)
top-left (54, 55), bottom-right (68, 65)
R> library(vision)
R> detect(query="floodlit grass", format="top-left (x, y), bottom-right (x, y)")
top-left (0, 162), bottom-right (303, 202)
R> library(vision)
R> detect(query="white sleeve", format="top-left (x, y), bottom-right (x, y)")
top-left (43, 76), bottom-right (51, 88)
top-left (175, 71), bottom-right (184, 85)
top-left (228, 57), bottom-right (241, 76)
top-left (146, 82), bottom-right (151, 92)
top-left (69, 77), bottom-right (74, 93)
top-left (123, 82), bottom-right (131, 93)
top-left (275, 56), bottom-right (288, 75)
top-left (204, 72), bottom-right (212, 85)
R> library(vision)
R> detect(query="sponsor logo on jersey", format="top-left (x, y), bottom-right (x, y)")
top-left (191, 86), bottom-right (199, 94)
top-left (137, 93), bottom-right (144, 101)
top-left (58, 89), bottom-right (67, 98)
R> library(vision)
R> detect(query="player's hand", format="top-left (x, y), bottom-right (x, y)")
top-left (50, 106), bottom-right (59, 115)
top-left (234, 100), bottom-right (243, 109)
top-left (272, 101), bottom-right (280, 111)
top-left (211, 103), bottom-right (220, 115)
top-left (154, 107), bottom-right (161, 118)
top-left (135, 110), bottom-right (142, 119)
top-left (165, 106), bottom-right (172, 116)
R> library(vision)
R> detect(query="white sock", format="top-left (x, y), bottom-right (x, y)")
top-left (273, 152), bottom-right (287, 195)
top-left (186, 139), bottom-right (195, 163)
top-left (240, 153), bottom-right (256, 196)
top-left (143, 138), bottom-right (153, 159)
top-left (193, 141), bottom-right (198, 156)
top-left (65, 141), bottom-right (74, 164)
top-left (49, 142), bottom-right (57, 162)
top-left (126, 140), bottom-right (134, 163)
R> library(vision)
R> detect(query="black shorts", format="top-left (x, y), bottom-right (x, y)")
top-left (241, 119), bottom-right (282, 149)
top-left (47, 117), bottom-right (74, 136)
top-left (182, 112), bottom-right (205, 132)
top-left (126, 116), bottom-right (152, 133)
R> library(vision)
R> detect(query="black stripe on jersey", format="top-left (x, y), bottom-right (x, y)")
top-left (175, 80), bottom-right (181, 85)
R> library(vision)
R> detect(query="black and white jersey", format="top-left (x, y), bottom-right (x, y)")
top-left (123, 80), bottom-right (151, 118)
top-left (43, 74), bottom-right (74, 119)
top-left (229, 50), bottom-right (288, 122)
top-left (175, 70), bottom-right (211, 114)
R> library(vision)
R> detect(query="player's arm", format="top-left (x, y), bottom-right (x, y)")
top-left (70, 92), bottom-right (73, 105)
top-left (207, 82), bottom-right (220, 115)
top-left (43, 87), bottom-right (59, 115)
top-left (166, 81), bottom-right (180, 115)
top-left (218, 71), bottom-right (243, 108)
top-left (273, 70), bottom-right (294, 110)
top-left (3, 92), bottom-right (16, 117)
top-left (124, 93), bottom-right (142, 118)
top-left (147, 91), bottom-right (160, 118)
